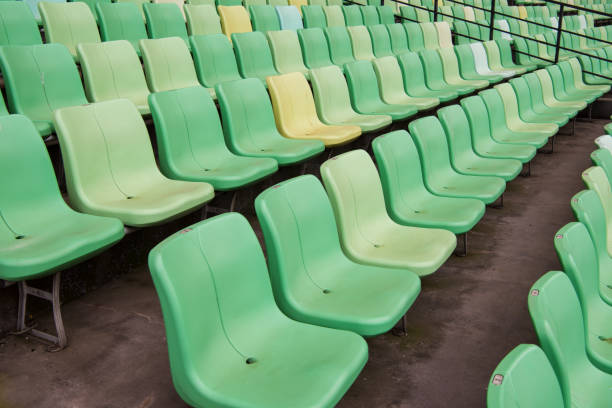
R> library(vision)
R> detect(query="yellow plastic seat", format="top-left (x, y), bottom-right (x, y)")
top-left (267, 72), bottom-right (361, 147)
top-left (218, 5), bottom-right (252, 42)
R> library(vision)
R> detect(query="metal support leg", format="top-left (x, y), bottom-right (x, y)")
top-left (573, 118), bottom-right (576, 136)
top-left (15, 272), bottom-right (67, 351)
top-left (589, 104), bottom-right (593, 121)
top-left (229, 191), bottom-right (238, 213)
top-left (455, 233), bottom-right (468, 257)
top-left (392, 314), bottom-right (408, 336)
top-left (521, 161), bottom-right (531, 177)
top-left (201, 204), bottom-right (208, 220)
top-left (489, 194), bottom-right (503, 209)
top-left (300, 162), bottom-right (308, 175)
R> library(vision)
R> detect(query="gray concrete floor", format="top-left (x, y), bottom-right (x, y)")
top-left (0, 118), bottom-right (606, 408)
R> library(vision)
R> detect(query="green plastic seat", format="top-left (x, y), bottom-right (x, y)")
top-left (386, 23), bottom-right (409, 54)
top-left (342, 5), bottom-right (363, 26)
top-left (324, 26), bottom-right (356, 66)
top-left (360, 5), bottom-right (379, 25)
top-left (460, 96), bottom-right (537, 163)
top-left (0, 44), bottom-right (88, 137)
top-left (482, 40), bottom-right (528, 76)
top-left (372, 130), bottom-right (485, 235)
top-left (437, 47), bottom-right (488, 89)
top-left (302, 5), bottom-right (326, 28)
top-left (546, 64), bottom-right (599, 104)
top-left (78, 41), bottom-right (151, 115)
top-left (493, 39), bottom-right (536, 73)
top-left (418, 49), bottom-right (474, 96)
top-left (344, 60), bottom-right (418, 121)
top-left (116, 0), bottom-right (150, 19)
top-left (555, 221), bottom-right (612, 374)
top-left (143, 3), bottom-right (189, 45)
top-left (438, 105), bottom-right (522, 181)
top-left (372, 56), bottom-right (439, 111)
top-left (96, 3), bottom-right (147, 54)
top-left (39, 2), bottom-right (101, 61)
top-left (149, 87), bottom-right (278, 190)
top-left (297, 27), bottom-right (334, 68)
top-left (0, 114), bottom-right (124, 282)
top-left (190, 34), bottom-right (242, 99)
top-left (367, 24), bottom-right (394, 58)
top-left (520, 73), bottom-right (578, 118)
top-left (419, 22), bottom-right (438, 49)
top-left (310, 65), bottom-right (391, 132)
top-left (526, 71), bottom-right (584, 114)
top-left (508, 76), bottom-right (570, 127)
top-left (249, 5), bottom-right (281, 31)
top-left (455, 44), bottom-right (504, 84)
top-left (216, 78), bottom-right (325, 164)
top-left (396, 52), bottom-right (457, 102)
top-left (320, 149), bottom-right (456, 276)
top-left (255, 175), bottom-right (420, 335)
top-left (347, 26), bottom-right (375, 61)
top-left (74, 0), bottom-right (111, 19)
top-left (487, 344), bottom-right (565, 408)
top-left (582, 165), bottom-right (612, 257)
top-left (408, 116), bottom-right (506, 204)
top-left (0, 2), bottom-right (43, 45)
top-left (377, 5), bottom-right (394, 25)
top-left (528, 271), bottom-right (612, 407)
top-left (25, 0), bottom-right (65, 25)
top-left (232, 31), bottom-right (279, 83)
top-left (267, 30), bottom-right (309, 78)
top-left (148, 212), bottom-right (368, 408)
top-left (479, 89), bottom-right (550, 148)
top-left (54, 99), bottom-right (214, 227)
top-left (323, 5), bottom-right (344, 27)
top-left (404, 23), bottom-right (425, 52)
top-left (185, 4), bottom-right (222, 35)
top-left (571, 188), bottom-right (612, 306)
top-left (140, 37), bottom-right (204, 93)
top-left (560, 59), bottom-right (610, 96)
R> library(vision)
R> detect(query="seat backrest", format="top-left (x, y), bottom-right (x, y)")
top-left (347, 25), bottom-right (375, 60)
top-left (342, 5), bottom-right (363, 26)
top-left (268, 0), bottom-right (288, 5)
top-left (245, 0), bottom-right (266, 5)
top-left (326, 0), bottom-right (341, 5)
top-left (97, 3), bottom-right (147, 51)
top-left (116, 0), bottom-right (150, 18)
top-left (53, 99), bottom-right (164, 205)
top-left (478, 88), bottom-right (509, 129)
top-left (143, 3), bottom-right (188, 42)
top-left (397, 51), bottom-right (432, 93)
top-left (232, 31), bottom-right (279, 80)
top-left (309, 64), bottom-right (356, 122)
top-left (344, 60), bottom-right (385, 109)
top-left (39, 2), bottom-right (101, 57)
top-left (420, 22), bottom-right (439, 49)
top-left (404, 22), bottom-right (424, 51)
top-left (418, 48), bottom-right (446, 85)
top-left (386, 23), bottom-right (408, 54)
top-left (323, 5), bottom-right (344, 26)
top-left (571, 189), bottom-right (609, 276)
top-left (249, 5), bottom-right (280, 31)
top-left (302, 5), bottom-right (326, 28)
top-left (255, 175), bottom-right (348, 296)
top-left (0, 2), bottom-right (42, 46)
top-left (308, 0), bottom-right (325, 5)
top-left (148, 213), bottom-right (284, 406)
top-left (190, 34), bottom-right (241, 88)
top-left (377, 5), bottom-right (394, 25)
top-left (148, 86), bottom-right (228, 177)
top-left (218, 5), bottom-right (252, 41)
top-left (434, 21), bottom-right (452, 47)
top-left (25, 0), bottom-right (67, 22)
top-left (140, 37), bottom-right (201, 92)
top-left (152, 0), bottom-right (186, 18)
top-left (267, 30), bottom-right (308, 75)
top-left (288, 0), bottom-right (307, 13)
top-left (324, 26), bottom-right (355, 65)
top-left (487, 344), bottom-right (565, 408)
top-left (368, 24), bottom-right (393, 58)
top-left (297, 27), bottom-right (333, 68)
top-left (76, 0), bottom-right (112, 18)
top-left (0, 44), bottom-right (87, 125)
top-left (78, 40), bottom-right (150, 106)
top-left (528, 271), bottom-right (589, 407)
top-left (360, 5), bottom-right (379, 25)
top-left (591, 149), bottom-right (612, 190)
top-left (185, 4), bottom-right (222, 35)
top-left (275, 5), bottom-right (303, 29)
top-left (407, 116), bottom-right (454, 176)
top-left (437, 104), bottom-right (477, 161)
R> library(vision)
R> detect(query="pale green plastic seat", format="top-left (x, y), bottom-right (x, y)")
top-left (555, 222), bottom-right (612, 374)
top-left (347, 25), bottom-right (375, 61)
top-left (482, 40), bottom-right (528, 76)
top-left (564, 58), bottom-right (610, 94)
top-left (582, 165), bottom-right (612, 256)
top-left (232, 31), bottom-right (279, 83)
top-left (418, 49), bottom-right (474, 96)
top-left (149, 87), bottom-right (278, 190)
top-left (528, 271), bottom-right (612, 407)
top-left (459, 96), bottom-right (537, 163)
top-left (297, 27), bottom-right (334, 68)
top-left (148, 212), bottom-right (368, 408)
top-left (185, 4), bottom-right (222, 35)
top-left (437, 47), bottom-right (489, 90)
top-left (0, 2), bottom-right (43, 45)
top-left (386, 23), bottom-right (409, 55)
top-left (508, 76), bottom-right (570, 127)
top-left (534, 69), bottom-right (587, 111)
top-left (367, 24), bottom-right (394, 58)
top-left (344, 60), bottom-right (418, 121)
top-left (190, 34), bottom-right (241, 99)
top-left (396, 52), bottom-right (457, 102)
top-left (487, 345), bottom-right (565, 408)
top-left (571, 188), bottom-right (612, 306)
top-left (320, 149), bottom-right (456, 276)
top-left (267, 0), bottom-right (287, 6)
top-left (39, 2), bottom-right (101, 61)
top-left (520, 73), bottom-right (578, 119)
top-left (404, 22), bottom-right (425, 52)
top-left (0, 44), bottom-right (88, 137)
top-left (255, 175), bottom-right (421, 335)
top-left (216, 78), bottom-right (325, 165)
top-left (454, 43), bottom-right (504, 84)
top-left (372, 130), bottom-right (485, 235)
top-left (54, 99), bottom-right (215, 227)
top-left (377, 5), bottom-right (394, 25)
top-left (25, 0), bottom-right (66, 24)
top-left (408, 116), bottom-right (506, 204)
top-left (302, 5), bottom-right (326, 28)
top-left (143, 3), bottom-right (189, 45)
top-left (116, 0), bottom-right (150, 19)
top-left (546, 64), bottom-right (599, 104)
top-left (78, 41), bottom-right (151, 115)
top-left (140, 37), bottom-right (204, 93)
top-left (324, 26), bottom-right (356, 66)
top-left (249, 5), bottom-right (281, 31)
top-left (591, 149), bottom-right (612, 193)
top-left (96, 3), bottom-right (147, 54)
top-left (342, 5), bottom-right (363, 26)
top-left (310, 65), bottom-right (391, 132)
top-left (419, 22), bottom-right (439, 49)
top-left (438, 105), bottom-right (522, 181)
top-left (323, 5), bottom-right (344, 26)
top-left (267, 30), bottom-right (309, 78)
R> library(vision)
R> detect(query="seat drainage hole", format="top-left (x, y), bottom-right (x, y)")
top-left (15, 235), bottom-right (25, 240)
top-left (323, 289), bottom-right (331, 294)
top-left (126, 196), bottom-right (134, 200)
top-left (246, 357), bottom-right (257, 365)
top-left (203, 169), bottom-right (211, 172)
top-left (374, 244), bottom-right (382, 248)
